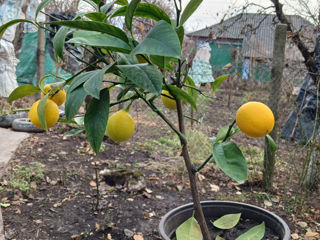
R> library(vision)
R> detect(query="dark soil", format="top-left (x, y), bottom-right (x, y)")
top-left (0, 87), bottom-right (319, 240)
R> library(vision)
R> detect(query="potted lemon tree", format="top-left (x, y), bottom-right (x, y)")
top-left (1, 0), bottom-right (290, 239)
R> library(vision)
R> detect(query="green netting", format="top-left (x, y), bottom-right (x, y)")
top-left (16, 32), bottom-right (72, 86)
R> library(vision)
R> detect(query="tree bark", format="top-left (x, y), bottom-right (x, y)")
top-left (263, 24), bottom-right (287, 191)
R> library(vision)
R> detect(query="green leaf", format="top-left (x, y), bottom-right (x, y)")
top-left (176, 216), bottom-right (203, 240)
top-left (118, 53), bottom-right (139, 65)
top-left (211, 213), bottom-right (241, 229)
top-left (235, 222), bottom-right (265, 240)
top-left (64, 128), bottom-right (85, 137)
top-left (117, 85), bottom-right (134, 101)
top-left (74, 116), bottom-right (85, 126)
top-left (84, 88), bottom-right (110, 155)
top-left (65, 86), bottom-right (88, 121)
top-left (69, 71), bottom-right (97, 93)
top-left (180, 0), bottom-right (203, 26)
top-left (216, 237), bottom-right (225, 240)
top-left (0, 19), bottom-right (35, 40)
top-left (67, 30), bottom-right (131, 53)
top-left (176, 25), bottom-right (185, 46)
top-left (216, 125), bottom-right (240, 142)
top-left (185, 75), bottom-right (198, 102)
top-left (112, 3), bottom-right (171, 23)
top-left (82, 0), bottom-right (99, 10)
top-left (36, 0), bottom-right (54, 20)
top-left (266, 134), bottom-right (277, 153)
top-left (101, 2), bottom-right (114, 13)
top-left (53, 26), bottom-right (70, 61)
top-left (92, 0), bottom-right (102, 6)
top-left (115, 0), bottom-right (128, 5)
top-left (150, 55), bottom-right (171, 69)
top-left (212, 74), bottom-right (229, 93)
top-left (85, 12), bottom-right (106, 22)
top-left (84, 63), bottom-right (116, 99)
top-left (37, 95), bottom-right (49, 131)
top-left (125, 0), bottom-right (141, 32)
top-left (8, 85), bottom-right (40, 103)
top-left (117, 64), bottom-right (162, 95)
top-left (0, 203), bottom-right (11, 208)
top-left (131, 20), bottom-right (181, 59)
top-left (212, 141), bottom-right (248, 183)
top-left (166, 85), bottom-right (197, 110)
top-left (47, 20), bottom-right (129, 44)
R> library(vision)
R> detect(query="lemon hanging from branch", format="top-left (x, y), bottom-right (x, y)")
top-left (161, 90), bottom-right (177, 110)
top-left (236, 101), bottom-right (275, 138)
top-left (41, 84), bottom-right (66, 106)
top-left (106, 110), bottom-right (135, 142)
top-left (29, 99), bottom-right (59, 129)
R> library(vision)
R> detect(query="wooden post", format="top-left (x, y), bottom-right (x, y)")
top-left (263, 24), bottom-right (287, 191)
top-left (35, 26), bottom-right (45, 99)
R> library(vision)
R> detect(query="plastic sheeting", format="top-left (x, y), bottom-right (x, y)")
top-left (16, 32), bottom-right (72, 86)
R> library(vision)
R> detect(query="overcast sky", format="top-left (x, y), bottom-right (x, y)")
top-left (181, 0), bottom-right (319, 32)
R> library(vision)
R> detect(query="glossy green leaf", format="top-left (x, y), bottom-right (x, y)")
top-left (68, 71), bottom-right (97, 93)
top-left (166, 85), bottom-right (197, 110)
top-left (131, 20), bottom-right (181, 59)
top-left (92, 0), bottom-right (102, 5)
top-left (117, 85), bottom-right (134, 101)
top-left (37, 95), bottom-right (49, 131)
top-left (84, 63), bottom-right (116, 99)
top-left (68, 30), bottom-right (131, 53)
top-left (0, 203), bottom-right (11, 208)
top-left (0, 19), bottom-right (35, 40)
top-left (115, 0), bottom-right (128, 5)
top-left (64, 128), bottom-right (85, 137)
top-left (266, 134), bottom-right (277, 153)
top-left (185, 75), bottom-right (198, 102)
top-left (74, 116), bottom-right (85, 126)
top-left (117, 64), bottom-right (162, 95)
top-left (65, 86), bottom-right (88, 121)
top-left (125, 0), bottom-right (141, 32)
top-left (118, 53), bottom-right (139, 65)
top-left (235, 222), bottom-right (265, 240)
top-left (150, 55), bottom-right (171, 69)
top-left (112, 3), bottom-right (171, 23)
top-left (85, 12), bottom-right (106, 22)
top-left (101, 2), bottom-right (114, 13)
top-left (216, 125), bottom-right (240, 142)
top-left (212, 141), bottom-right (248, 183)
top-left (212, 74), bottom-right (229, 93)
top-left (176, 216), bottom-right (203, 240)
top-left (36, 0), bottom-right (54, 20)
top-left (176, 25), bottom-right (185, 45)
top-left (8, 85), bottom-right (40, 102)
top-left (180, 0), bottom-right (203, 26)
top-left (84, 88), bottom-right (110, 155)
top-left (53, 26), bottom-right (70, 61)
top-left (47, 20), bottom-right (129, 43)
top-left (211, 213), bottom-right (241, 229)
top-left (82, 0), bottom-right (99, 10)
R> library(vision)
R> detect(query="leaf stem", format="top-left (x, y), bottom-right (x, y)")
top-left (223, 119), bottom-right (236, 142)
top-left (196, 154), bottom-right (213, 172)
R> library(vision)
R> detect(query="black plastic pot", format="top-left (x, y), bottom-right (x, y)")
top-left (159, 201), bottom-right (290, 240)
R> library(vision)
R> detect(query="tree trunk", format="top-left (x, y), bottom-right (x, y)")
top-left (263, 24), bottom-right (287, 191)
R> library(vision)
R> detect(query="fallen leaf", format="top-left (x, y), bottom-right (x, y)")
top-left (176, 185), bottom-right (183, 192)
top-left (264, 200), bottom-right (272, 207)
top-left (90, 181), bottom-right (97, 187)
top-left (107, 233), bottom-right (112, 239)
top-left (291, 233), bottom-right (299, 239)
top-left (209, 184), bottom-right (220, 192)
top-left (297, 221), bottom-right (308, 228)
top-left (305, 232), bottom-right (318, 238)
top-left (133, 233), bottom-right (144, 240)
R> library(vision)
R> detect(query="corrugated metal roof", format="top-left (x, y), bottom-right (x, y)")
top-left (187, 13), bottom-right (315, 59)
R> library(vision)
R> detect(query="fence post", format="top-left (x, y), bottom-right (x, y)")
top-left (263, 24), bottom-right (287, 191)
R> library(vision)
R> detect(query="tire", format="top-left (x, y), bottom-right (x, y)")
top-left (0, 112), bottom-right (27, 128)
top-left (12, 118), bottom-right (45, 133)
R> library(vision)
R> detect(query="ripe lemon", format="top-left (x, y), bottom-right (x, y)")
top-left (106, 110), bottom-right (135, 142)
top-left (41, 84), bottom-right (66, 106)
top-left (236, 101), bottom-right (275, 138)
top-left (161, 90), bottom-right (177, 110)
top-left (29, 99), bottom-right (59, 129)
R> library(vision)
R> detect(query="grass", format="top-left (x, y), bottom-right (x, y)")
top-left (6, 162), bottom-right (44, 193)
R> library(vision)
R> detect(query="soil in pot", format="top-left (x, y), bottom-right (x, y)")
top-left (210, 217), bottom-right (280, 240)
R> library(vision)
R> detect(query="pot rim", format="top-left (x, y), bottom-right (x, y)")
top-left (159, 200), bottom-right (291, 240)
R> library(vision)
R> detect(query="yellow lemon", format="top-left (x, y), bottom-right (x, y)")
top-left (236, 101), bottom-right (275, 138)
top-left (106, 110), bottom-right (135, 142)
top-left (29, 99), bottom-right (59, 129)
top-left (41, 84), bottom-right (66, 106)
top-left (161, 90), bottom-right (177, 110)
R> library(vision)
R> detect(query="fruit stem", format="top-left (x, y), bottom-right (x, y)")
top-left (223, 119), bottom-right (236, 142)
top-left (124, 100), bottom-right (134, 112)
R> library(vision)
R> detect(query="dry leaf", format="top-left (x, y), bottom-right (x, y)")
top-left (133, 233), bottom-right (144, 240)
top-left (291, 233), bottom-right (299, 239)
top-left (90, 181), bottom-right (97, 187)
top-left (305, 232), bottom-right (318, 237)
